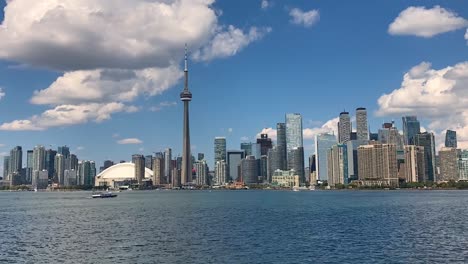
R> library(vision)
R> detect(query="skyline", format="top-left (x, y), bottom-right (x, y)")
top-left (0, 1), bottom-right (468, 170)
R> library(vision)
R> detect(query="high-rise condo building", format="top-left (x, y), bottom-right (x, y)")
top-left (439, 147), bottom-right (459, 181)
top-left (357, 144), bottom-right (398, 185)
top-left (240, 143), bottom-right (252, 156)
top-left (241, 155), bottom-right (258, 184)
top-left (164, 148), bottom-right (172, 184)
top-left (267, 146), bottom-right (282, 183)
top-left (133, 154), bottom-right (145, 187)
top-left (3, 156), bottom-right (9, 180)
top-left (32, 145), bottom-right (46, 187)
top-left (215, 160), bottom-right (227, 185)
top-left (8, 146), bottom-right (22, 182)
top-left (45, 149), bottom-right (57, 180)
top-left (415, 132), bottom-right (436, 182)
top-left (257, 134), bottom-right (273, 156)
top-left (214, 137), bottom-right (227, 164)
top-left (378, 122), bottom-right (403, 150)
top-left (315, 133), bottom-right (337, 181)
top-left (401, 145), bottom-right (425, 183)
top-left (227, 150), bottom-right (245, 182)
top-left (276, 122), bottom-right (287, 170)
top-left (55, 154), bottom-right (65, 185)
top-left (195, 160), bottom-right (208, 186)
top-left (287, 147), bottom-right (305, 183)
top-left (402, 116), bottom-right (420, 145)
top-left (338, 111), bottom-right (351, 143)
top-left (286, 113), bottom-right (303, 153)
top-left (327, 144), bottom-right (348, 186)
top-left (145, 155), bottom-right (153, 169)
top-left (356, 107), bottom-right (369, 141)
top-left (152, 157), bottom-right (164, 185)
top-left (57, 146), bottom-right (70, 158)
top-left (445, 130), bottom-right (457, 149)
top-left (26, 150), bottom-right (33, 184)
top-left (458, 151), bottom-right (468, 181)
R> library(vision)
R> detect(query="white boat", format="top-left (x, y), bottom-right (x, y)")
top-left (92, 192), bottom-right (118, 198)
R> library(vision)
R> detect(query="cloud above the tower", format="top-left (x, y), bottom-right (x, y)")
top-left (0, 0), bottom-right (271, 130)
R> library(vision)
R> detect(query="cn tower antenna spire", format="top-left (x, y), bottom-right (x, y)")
top-left (184, 43), bottom-right (188, 72)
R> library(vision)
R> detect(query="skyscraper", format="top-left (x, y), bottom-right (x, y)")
top-left (401, 145), bottom-right (425, 183)
top-left (78, 160), bottom-right (96, 186)
top-left (8, 146), bottom-right (22, 182)
top-left (288, 147), bottom-right (305, 183)
top-left (57, 146), bottom-right (70, 158)
top-left (458, 151), bottom-right (468, 181)
top-left (26, 150), bottom-right (33, 184)
top-left (315, 133), bottom-right (337, 181)
top-left (276, 122), bottom-right (287, 170)
top-left (195, 160), bottom-right (208, 186)
top-left (327, 144), bottom-right (348, 186)
top-left (152, 156), bottom-right (164, 185)
top-left (267, 146), bottom-right (282, 183)
top-left (55, 154), bottom-right (65, 185)
top-left (378, 122), bottom-right (403, 150)
top-left (357, 144), bottom-right (398, 185)
top-left (356, 107), bottom-right (369, 141)
top-left (164, 148), bottom-right (172, 184)
top-left (415, 132), bottom-right (436, 182)
top-left (257, 134), bottom-right (273, 156)
top-left (286, 113), bottom-right (303, 153)
top-left (180, 46), bottom-right (192, 186)
top-left (133, 154), bottom-right (145, 187)
top-left (32, 145), bottom-right (46, 187)
top-left (241, 155), bottom-right (258, 184)
top-left (227, 150), bottom-right (245, 182)
top-left (240, 142), bottom-right (252, 156)
top-left (309, 154), bottom-right (317, 184)
top-left (439, 147), bottom-right (459, 181)
top-left (145, 155), bottom-right (153, 169)
top-left (214, 137), bottom-right (227, 164)
top-left (215, 160), bottom-right (227, 185)
top-left (198, 153), bottom-right (205, 161)
top-left (402, 116), bottom-right (420, 145)
top-left (45, 149), bottom-right (57, 180)
top-left (3, 156), bottom-right (9, 180)
top-left (445, 130), bottom-right (457, 149)
top-left (338, 111), bottom-right (351, 143)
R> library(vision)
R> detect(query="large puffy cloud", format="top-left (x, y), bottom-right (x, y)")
top-left (388, 6), bottom-right (468, 38)
top-left (0, 0), bottom-right (270, 130)
top-left (0, 103), bottom-right (137, 131)
top-left (30, 66), bottom-right (182, 105)
top-left (289, 8), bottom-right (320, 28)
top-left (377, 61), bottom-right (468, 149)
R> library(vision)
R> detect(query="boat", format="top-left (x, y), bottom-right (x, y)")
top-left (92, 192), bottom-right (118, 198)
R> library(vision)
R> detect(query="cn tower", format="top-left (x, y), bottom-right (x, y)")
top-left (180, 45), bottom-right (192, 186)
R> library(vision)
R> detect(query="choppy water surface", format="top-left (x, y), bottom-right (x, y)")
top-left (1, 190), bottom-right (467, 263)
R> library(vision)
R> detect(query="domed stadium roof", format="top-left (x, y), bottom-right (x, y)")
top-left (96, 162), bottom-right (153, 180)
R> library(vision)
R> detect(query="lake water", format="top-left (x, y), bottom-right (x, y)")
top-left (0, 190), bottom-right (467, 263)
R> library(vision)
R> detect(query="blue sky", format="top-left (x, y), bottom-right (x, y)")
top-left (0, 0), bottom-right (467, 172)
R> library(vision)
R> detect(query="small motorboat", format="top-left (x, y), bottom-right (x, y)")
top-left (92, 192), bottom-right (117, 198)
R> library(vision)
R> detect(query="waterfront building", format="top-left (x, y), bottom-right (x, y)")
top-left (378, 122), bottom-right (403, 150)
top-left (45, 149), bottom-right (57, 180)
top-left (227, 150), bottom-right (245, 182)
top-left (287, 147), bottom-right (305, 183)
top-left (315, 133), bottom-right (337, 181)
top-left (240, 142), bottom-right (252, 156)
top-left (8, 146), bottom-right (22, 182)
top-left (195, 160), bottom-right (208, 186)
top-left (327, 144), bottom-right (348, 186)
top-left (215, 160), bottom-right (227, 185)
top-left (338, 111), bottom-right (351, 143)
top-left (445, 130), bottom-right (457, 149)
top-left (438, 147), bottom-right (459, 182)
top-left (26, 150), bottom-right (33, 184)
top-left (78, 160), bottom-right (96, 186)
top-left (164, 148), bottom-right (172, 184)
top-left (214, 137), bottom-right (227, 164)
top-left (401, 145), bottom-right (425, 183)
top-left (356, 107), bottom-right (369, 141)
top-left (286, 113), bottom-right (303, 153)
top-left (271, 170), bottom-right (300, 188)
top-left (276, 122), bottom-right (287, 170)
top-left (458, 151), bottom-right (468, 181)
top-left (3, 156), bottom-right (9, 180)
top-left (402, 116), bottom-right (420, 145)
top-left (415, 132), bottom-right (436, 182)
top-left (257, 134), bottom-right (273, 156)
top-left (57, 146), bottom-right (70, 158)
top-left (69, 154), bottom-right (78, 171)
top-left (36, 170), bottom-right (49, 189)
top-left (152, 157), bottom-right (164, 185)
top-left (64, 169), bottom-right (77, 187)
top-left (241, 155), bottom-right (258, 184)
top-left (32, 145), bottom-right (46, 187)
top-left (346, 139), bottom-right (368, 181)
top-left (309, 154), bottom-right (317, 184)
top-left (357, 144), bottom-right (398, 186)
top-left (259, 155), bottom-right (268, 182)
top-left (145, 155), bottom-right (153, 169)
top-left (267, 146), bottom-right (282, 183)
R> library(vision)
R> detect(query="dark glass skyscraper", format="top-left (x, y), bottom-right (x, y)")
top-left (257, 134), bottom-right (272, 156)
top-left (276, 122), bottom-right (287, 170)
top-left (45, 149), bottom-right (57, 180)
top-left (415, 132), bottom-right (436, 182)
top-left (402, 116), bottom-right (420, 145)
top-left (288, 147), bottom-right (305, 183)
top-left (227, 150), bottom-right (245, 182)
top-left (445, 130), bottom-right (457, 148)
top-left (57, 146), bottom-right (70, 158)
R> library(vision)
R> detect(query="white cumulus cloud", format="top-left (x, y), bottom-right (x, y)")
top-left (257, 127), bottom-right (277, 141)
top-left (289, 8), bottom-right (320, 28)
top-left (193, 26), bottom-right (271, 61)
top-left (117, 138), bottom-right (143, 145)
top-left (261, 0), bottom-right (270, 10)
top-left (388, 6), bottom-right (468, 38)
top-left (303, 118), bottom-right (339, 140)
top-left (149, 101), bottom-right (178, 112)
top-left (377, 61), bottom-right (468, 149)
top-left (0, 88), bottom-right (4, 100)
top-left (0, 103), bottom-right (137, 131)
